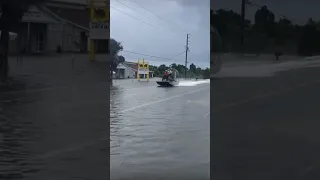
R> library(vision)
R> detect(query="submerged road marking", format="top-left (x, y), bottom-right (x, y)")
top-left (34, 87), bottom-right (209, 159)
top-left (215, 80), bottom-right (320, 112)
top-left (120, 87), bottom-right (209, 113)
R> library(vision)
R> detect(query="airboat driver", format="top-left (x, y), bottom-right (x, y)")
top-left (162, 70), bottom-right (169, 81)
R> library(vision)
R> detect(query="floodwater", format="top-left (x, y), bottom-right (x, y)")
top-left (1, 55), bottom-right (110, 180)
top-left (1, 55), bottom-right (209, 179)
top-left (110, 78), bottom-right (210, 180)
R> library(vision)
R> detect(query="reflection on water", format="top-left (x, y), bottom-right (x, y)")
top-left (1, 79), bottom-right (110, 179)
top-left (2, 56), bottom-right (110, 179)
top-left (0, 92), bottom-right (41, 179)
top-left (0, 77), bottom-right (209, 179)
top-left (110, 80), bottom-right (210, 179)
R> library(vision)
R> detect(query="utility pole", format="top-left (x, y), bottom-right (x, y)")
top-left (240, 0), bottom-right (246, 47)
top-left (185, 33), bottom-right (190, 79)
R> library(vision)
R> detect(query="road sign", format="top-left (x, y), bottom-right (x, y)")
top-left (89, 2), bottom-right (109, 39)
top-left (138, 68), bottom-right (149, 74)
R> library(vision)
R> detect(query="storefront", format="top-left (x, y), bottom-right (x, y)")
top-left (10, 3), bottom-right (90, 55)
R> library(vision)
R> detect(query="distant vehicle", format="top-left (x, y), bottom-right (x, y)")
top-left (211, 27), bottom-right (223, 76)
top-left (156, 68), bottom-right (180, 87)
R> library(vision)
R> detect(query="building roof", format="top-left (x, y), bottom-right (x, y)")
top-left (44, 0), bottom-right (109, 31)
top-left (118, 62), bottom-right (154, 73)
top-left (46, 6), bottom-right (90, 29)
top-left (123, 61), bottom-right (138, 70)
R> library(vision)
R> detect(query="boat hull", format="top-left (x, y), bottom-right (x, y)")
top-left (156, 80), bottom-right (179, 87)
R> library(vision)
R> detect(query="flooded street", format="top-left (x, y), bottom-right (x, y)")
top-left (1, 55), bottom-right (209, 179)
top-left (110, 79), bottom-right (210, 180)
top-left (1, 55), bottom-right (109, 180)
top-left (211, 59), bottom-right (320, 180)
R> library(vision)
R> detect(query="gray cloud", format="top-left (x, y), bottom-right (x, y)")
top-left (166, 0), bottom-right (210, 29)
top-left (167, 0), bottom-right (209, 7)
top-left (111, 0), bottom-right (210, 68)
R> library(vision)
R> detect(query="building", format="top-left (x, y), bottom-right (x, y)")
top-left (115, 62), bottom-right (137, 79)
top-left (115, 61), bottom-right (154, 79)
top-left (8, 0), bottom-right (108, 55)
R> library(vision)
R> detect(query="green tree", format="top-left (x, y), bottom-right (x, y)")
top-left (274, 18), bottom-right (293, 46)
top-left (150, 62), bottom-right (209, 79)
top-left (254, 6), bottom-right (275, 51)
top-left (0, 0), bottom-right (46, 82)
top-left (298, 18), bottom-right (318, 56)
top-left (254, 6), bottom-right (275, 36)
top-left (202, 68), bottom-right (210, 79)
top-left (118, 55), bottom-right (125, 63)
top-left (110, 38), bottom-right (123, 79)
top-left (170, 63), bottom-right (177, 69)
top-left (211, 9), bottom-right (250, 51)
top-left (176, 64), bottom-right (186, 75)
top-left (189, 63), bottom-right (197, 77)
top-left (149, 65), bottom-right (159, 76)
top-left (158, 64), bottom-right (167, 75)
top-left (196, 67), bottom-right (202, 75)
top-left (189, 63), bottom-right (196, 73)
top-left (211, 27), bottom-right (223, 53)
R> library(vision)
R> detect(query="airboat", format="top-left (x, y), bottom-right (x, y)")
top-left (156, 68), bottom-right (180, 87)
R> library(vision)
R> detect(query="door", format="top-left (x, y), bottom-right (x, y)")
top-left (36, 29), bottom-right (45, 52)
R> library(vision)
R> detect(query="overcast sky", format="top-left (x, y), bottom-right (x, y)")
top-left (111, 0), bottom-right (210, 68)
top-left (212, 0), bottom-right (320, 25)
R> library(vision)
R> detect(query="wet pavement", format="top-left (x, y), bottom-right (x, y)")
top-left (211, 59), bottom-right (320, 180)
top-left (110, 78), bottom-right (210, 180)
top-left (1, 54), bottom-right (210, 180)
top-left (3, 53), bottom-right (320, 179)
top-left (1, 54), bottom-right (110, 180)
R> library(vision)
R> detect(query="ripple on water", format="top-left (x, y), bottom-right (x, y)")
top-left (110, 85), bottom-right (210, 179)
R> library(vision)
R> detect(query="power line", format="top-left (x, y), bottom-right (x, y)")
top-left (129, 0), bottom-right (188, 34)
top-left (115, 0), bottom-right (155, 21)
top-left (110, 5), bottom-right (181, 36)
top-left (169, 51), bottom-right (186, 58)
top-left (121, 50), bottom-right (184, 62)
top-left (110, 6), bottom-right (156, 28)
top-left (114, 0), bottom-right (183, 36)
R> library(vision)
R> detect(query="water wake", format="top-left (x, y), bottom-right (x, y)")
top-left (177, 79), bottom-right (210, 87)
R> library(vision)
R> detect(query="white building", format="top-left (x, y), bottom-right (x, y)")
top-left (115, 62), bottom-right (137, 79)
top-left (115, 61), bottom-right (154, 79)
top-left (8, 0), bottom-right (108, 55)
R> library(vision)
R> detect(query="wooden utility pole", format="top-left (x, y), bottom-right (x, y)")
top-left (185, 34), bottom-right (189, 79)
top-left (240, 0), bottom-right (246, 46)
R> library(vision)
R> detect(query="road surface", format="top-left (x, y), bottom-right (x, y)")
top-left (110, 78), bottom-right (210, 180)
top-left (2, 54), bottom-right (320, 179)
top-left (211, 59), bottom-right (320, 180)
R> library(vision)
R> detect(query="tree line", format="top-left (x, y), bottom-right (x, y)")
top-left (149, 63), bottom-right (210, 79)
top-left (110, 38), bottom-right (210, 79)
top-left (1, 0), bottom-right (208, 82)
top-left (211, 6), bottom-right (320, 56)
top-left (110, 38), bottom-right (125, 79)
